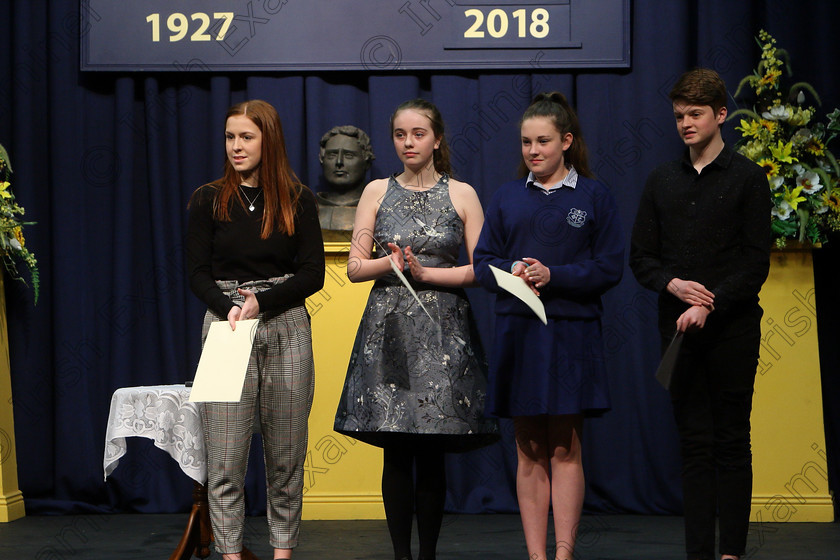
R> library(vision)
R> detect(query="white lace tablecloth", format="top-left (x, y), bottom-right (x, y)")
top-left (103, 385), bottom-right (206, 484)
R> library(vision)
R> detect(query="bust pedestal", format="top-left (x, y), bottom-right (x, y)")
top-left (302, 241), bottom-right (384, 519)
top-left (0, 274), bottom-right (25, 522)
top-left (750, 248), bottom-right (833, 522)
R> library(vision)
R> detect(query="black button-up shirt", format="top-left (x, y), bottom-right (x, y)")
top-left (630, 144), bottom-right (771, 326)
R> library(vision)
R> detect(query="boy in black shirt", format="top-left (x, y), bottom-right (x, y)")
top-left (630, 68), bottom-right (771, 560)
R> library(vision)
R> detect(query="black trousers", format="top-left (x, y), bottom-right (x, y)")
top-left (666, 308), bottom-right (762, 560)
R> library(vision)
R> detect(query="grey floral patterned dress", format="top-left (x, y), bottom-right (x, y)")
top-left (334, 174), bottom-right (498, 451)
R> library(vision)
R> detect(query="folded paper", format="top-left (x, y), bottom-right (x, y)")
top-left (489, 265), bottom-right (547, 325)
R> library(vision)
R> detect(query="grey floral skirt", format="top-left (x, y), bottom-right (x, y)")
top-left (333, 283), bottom-right (498, 452)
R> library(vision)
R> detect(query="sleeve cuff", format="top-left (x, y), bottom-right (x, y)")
top-left (511, 260), bottom-right (527, 273)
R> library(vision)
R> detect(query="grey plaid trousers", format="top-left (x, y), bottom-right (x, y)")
top-left (200, 277), bottom-right (314, 553)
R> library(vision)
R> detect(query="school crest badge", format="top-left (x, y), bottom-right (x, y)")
top-left (566, 208), bottom-right (587, 228)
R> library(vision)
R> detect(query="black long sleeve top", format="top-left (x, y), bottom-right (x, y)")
top-left (629, 145), bottom-right (771, 327)
top-left (186, 183), bottom-right (325, 317)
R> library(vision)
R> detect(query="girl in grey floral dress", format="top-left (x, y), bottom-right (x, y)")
top-left (334, 99), bottom-right (497, 560)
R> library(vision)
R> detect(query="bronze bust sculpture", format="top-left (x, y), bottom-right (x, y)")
top-left (317, 125), bottom-right (375, 238)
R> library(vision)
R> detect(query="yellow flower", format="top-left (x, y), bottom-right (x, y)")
top-left (805, 138), bottom-right (825, 156)
top-left (0, 181), bottom-right (11, 199)
top-left (13, 226), bottom-right (25, 247)
top-left (736, 119), bottom-right (762, 138)
top-left (815, 190), bottom-right (838, 214)
top-left (788, 107), bottom-right (813, 127)
top-left (739, 140), bottom-right (768, 161)
top-left (783, 185), bottom-right (807, 210)
top-left (769, 140), bottom-right (798, 163)
top-left (759, 119), bottom-right (778, 134)
top-left (759, 68), bottom-right (782, 88)
top-left (827, 191), bottom-right (840, 210)
top-left (757, 158), bottom-right (780, 178)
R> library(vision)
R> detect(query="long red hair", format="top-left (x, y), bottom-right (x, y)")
top-left (211, 99), bottom-right (302, 238)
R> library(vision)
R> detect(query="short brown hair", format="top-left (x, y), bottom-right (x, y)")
top-left (669, 68), bottom-right (727, 113)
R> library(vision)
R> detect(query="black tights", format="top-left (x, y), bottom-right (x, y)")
top-left (382, 445), bottom-right (446, 560)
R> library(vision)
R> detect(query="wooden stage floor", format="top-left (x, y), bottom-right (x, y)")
top-left (1, 512), bottom-right (838, 559)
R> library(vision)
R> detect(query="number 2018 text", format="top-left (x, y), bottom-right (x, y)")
top-left (463, 8), bottom-right (550, 39)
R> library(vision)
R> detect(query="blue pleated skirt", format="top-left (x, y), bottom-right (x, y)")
top-left (486, 314), bottom-right (611, 418)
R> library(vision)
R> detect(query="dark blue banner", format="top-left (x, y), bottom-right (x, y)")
top-left (81, 0), bottom-right (630, 71)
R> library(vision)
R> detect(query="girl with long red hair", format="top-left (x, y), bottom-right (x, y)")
top-left (187, 99), bottom-right (324, 560)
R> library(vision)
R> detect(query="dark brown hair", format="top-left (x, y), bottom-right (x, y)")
top-left (193, 99), bottom-right (303, 238)
top-left (518, 92), bottom-right (593, 178)
top-left (390, 98), bottom-right (452, 176)
top-left (668, 68), bottom-right (727, 113)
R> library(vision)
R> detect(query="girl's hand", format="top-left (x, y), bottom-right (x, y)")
top-left (386, 242), bottom-right (405, 270)
top-left (522, 257), bottom-right (550, 291)
top-left (238, 288), bottom-right (260, 319)
top-left (512, 259), bottom-right (540, 296)
top-left (404, 245), bottom-right (426, 282)
top-left (227, 305), bottom-right (241, 331)
top-left (511, 261), bottom-right (527, 277)
top-left (228, 288), bottom-right (260, 330)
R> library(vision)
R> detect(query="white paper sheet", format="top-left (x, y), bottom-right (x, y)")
top-left (489, 265), bottom-right (547, 325)
top-left (189, 319), bottom-right (259, 402)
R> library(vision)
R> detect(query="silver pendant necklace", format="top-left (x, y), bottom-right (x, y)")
top-left (239, 186), bottom-right (261, 212)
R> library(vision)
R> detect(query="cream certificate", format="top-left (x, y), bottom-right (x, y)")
top-left (189, 319), bottom-right (259, 402)
top-left (489, 265), bottom-right (547, 325)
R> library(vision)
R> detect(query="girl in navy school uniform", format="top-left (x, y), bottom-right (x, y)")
top-left (473, 92), bottom-right (625, 560)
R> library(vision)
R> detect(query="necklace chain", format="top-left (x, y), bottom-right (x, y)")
top-left (239, 186), bottom-right (261, 212)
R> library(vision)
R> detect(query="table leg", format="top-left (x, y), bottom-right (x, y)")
top-left (168, 482), bottom-right (211, 560)
top-left (195, 481), bottom-right (213, 558)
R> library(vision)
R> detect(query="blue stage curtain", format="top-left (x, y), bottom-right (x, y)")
top-left (1, 0), bottom-right (838, 516)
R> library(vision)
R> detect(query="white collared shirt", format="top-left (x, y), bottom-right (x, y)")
top-left (526, 166), bottom-right (579, 195)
